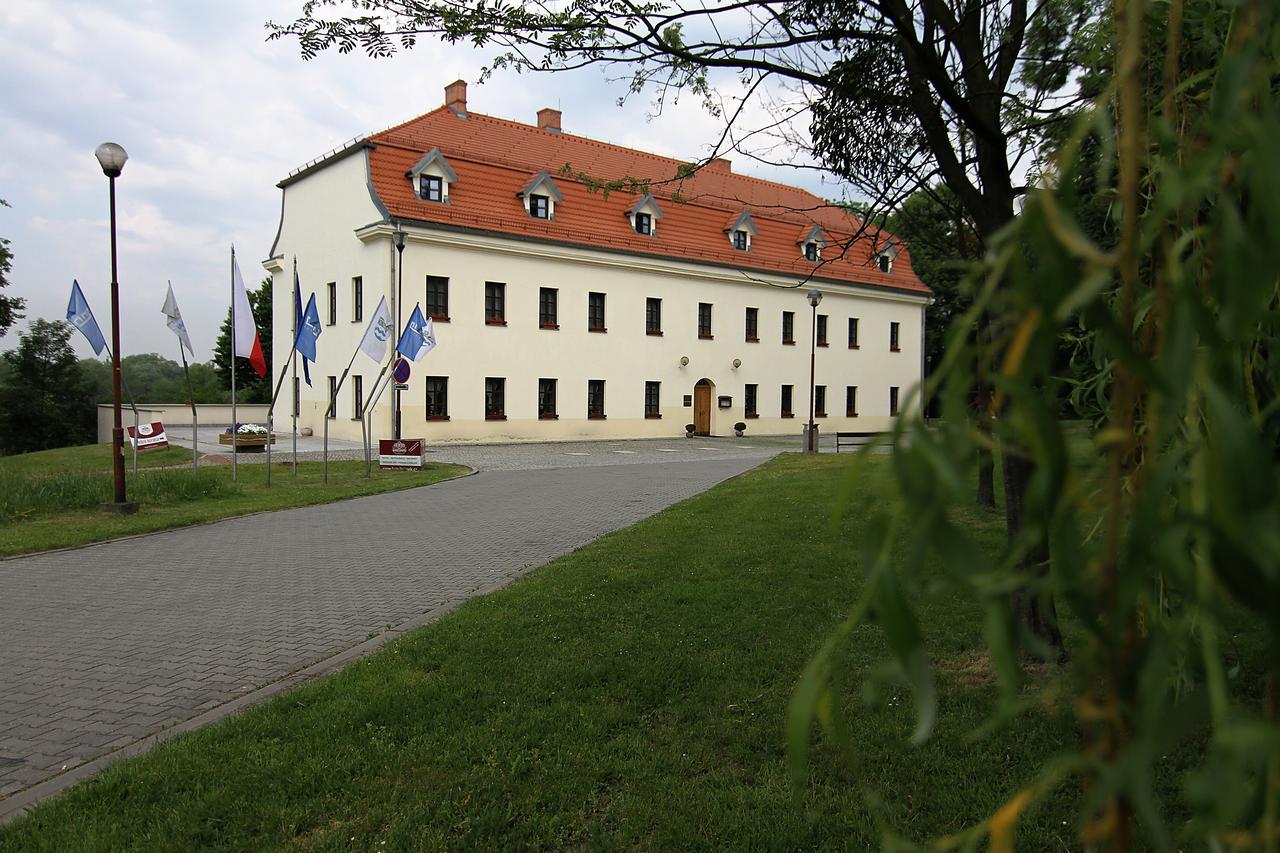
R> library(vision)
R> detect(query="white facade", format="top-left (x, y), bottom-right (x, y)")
top-left (267, 147), bottom-right (928, 445)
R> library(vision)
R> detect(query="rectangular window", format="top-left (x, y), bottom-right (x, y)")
top-left (634, 212), bottom-right (652, 235)
top-left (745, 307), bottom-right (758, 342)
top-left (425, 376), bottom-right (449, 419)
top-left (781, 384), bottom-right (794, 417)
top-left (352, 375), bottom-right (363, 419)
top-left (327, 375), bottom-right (337, 419)
top-left (846, 385), bottom-right (858, 417)
top-left (645, 381), bottom-right (661, 418)
top-left (646, 297), bottom-right (662, 335)
top-left (588, 292), bottom-right (606, 332)
top-left (538, 378), bottom-right (558, 419)
top-left (529, 194), bottom-right (550, 219)
top-left (539, 287), bottom-right (558, 329)
top-left (485, 282), bottom-right (506, 324)
top-left (485, 377), bottom-right (506, 419)
top-left (352, 277), bottom-right (363, 322)
top-left (782, 311), bottom-right (795, 345)
top-left (733, 230), bottom-right (748, 251)
top-left (588, 379), bottom-right (606, 419)
top-left (426, 276), bottom-right (449, 321)
top-left (890, 386), bottom-right (900, 416)
top-left (326, 282), bottom-right (336, 326)
top-left (805, 242), bottom-right (818, 261)
top-left (744, 383), bottom-right (758, 418)
top-left (848, 317), bottom-right (860, 348)
top-left (698, 303), bottom-right (713, 339)
top-left (420, 175), bottom-right (442, 202)
top-left (815, 385), bottom-right (827, 417)
top-left (890, 321), bottom-right (901, 351)
top-left (817, 314), bottom-right (828, 347)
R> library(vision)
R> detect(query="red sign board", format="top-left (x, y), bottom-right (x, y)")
top-left (392, 358), bottom-right (411, 384)
top-left (378, 438), bottom-right (424, 470)
top-left (126, 421), bottom-right (169, 451)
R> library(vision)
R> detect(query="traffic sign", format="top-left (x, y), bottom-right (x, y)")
top-left (392, 357), bottom-right (411, 383)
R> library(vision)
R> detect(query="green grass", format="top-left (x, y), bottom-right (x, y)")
top-left (0, 454), bottom-right (1094, 850)
top-left (0, 445), bottom-right (468, 558)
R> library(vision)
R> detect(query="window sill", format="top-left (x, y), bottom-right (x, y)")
top-left (783, 340), bottom-right (796, 346)
top-left (745, 336), bottom-right (759, 343)
top-left (426, 415), bottom-right (451, 422)
top-left (350, 416), bottom-right (363, 421)
top-left (588, 414), bottom-right (607, 420)
top-left (816, 413), bottom-right (828, 418)
top-left (781, 413), bottom-right (795, 419)
top-left (589, 327), bottom-right (608, 334)
top-left (645, 413), bottom-right (662, 420)
top-left (485, 414), bottom-right (507, 421)
top-left (744, 413), bottom-right (759, 419)
top-left (539, 414), bottom-right (559, 420)
top-left (846, 412), bottom-right (859, 418)
top-left (646, 330), bottom-right (664, 337)
top-left (890, 346), bottom-right (901, 352)
top-left (431, 315), bottom-right (450, 323)
top-left (540, 323), bottom-right (560, 330)
top-left (485, 319), bottom-right (507, 326)
top-left (817, 342), bottom-right (829, 348)
top-left (698, 334), bottom-right (713, 340)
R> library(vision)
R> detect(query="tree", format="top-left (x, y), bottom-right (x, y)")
top-left (0, 197), bottom-right (27, 337)
top-left (269, 0), bottom-right (1098, 656)
top-left (212, 276), bottom-right (272, 404)
top-left (0, 319), bottom-right (96, 454)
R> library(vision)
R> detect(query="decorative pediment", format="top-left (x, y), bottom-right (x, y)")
top-left (796, 223), bottom-right (827, 246)
top-left (628, 193), bottom-right (665, 220)
top-left (519, 170), bottom-right (564, 202)
top-left (724, 209), bottom-right (759, 236)
top-left (407, 147), bottom-right (459, 182)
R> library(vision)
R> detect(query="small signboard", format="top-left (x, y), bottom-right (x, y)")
top-left (392, 358), bottom-right (411, 384)
top-left (393, 382), bottom-right (410, 391)
top-left (379, 438), bottom-right (424, 470)
top-left (127, 421), bottom-right (169, 451)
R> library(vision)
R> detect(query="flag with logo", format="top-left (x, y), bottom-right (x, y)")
top-left (295, 292), bottom-right (321, 363)
top-left (396, 305), bottom-right (436, 362)
top-left (65, 280), bottom-right (106, 355)
top-left (358, 296), bottom-right (393, 363)
top-left (231, 255), bottom-right (267, 378)
top-left (160, 282), bottom-right (195, 357)
top-left (293, 270), bottom-right (312, 386)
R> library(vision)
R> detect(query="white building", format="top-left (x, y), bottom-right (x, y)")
top-left (265, 81), bottom-right (930, 444)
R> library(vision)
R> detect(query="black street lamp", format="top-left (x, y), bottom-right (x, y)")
top-left (805, 288), bottom-right (822, 453)
top-left (393, 225), bottom-right (406, 439)
top-left (95, 142), bottom-right (138, 514)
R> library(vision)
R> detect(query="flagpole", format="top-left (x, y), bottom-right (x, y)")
top-left (362, 360), bottom-right (396, 477)
top-left (291, 258), bottom-right (299, 479)
top-left (168, 280), bottom-right (199, 474)
top-left (230, 244), bottom-right (238, 479)
top-left (104, 343), bottom-right (140, 477)
top-left (360, 355), bottom-right (394, 477)
top-left (323, 346), bottom-right (362, 484)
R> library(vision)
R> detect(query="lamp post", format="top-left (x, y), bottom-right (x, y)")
top-left (95, 142), bottom-right (138, 514)
top-left (805, 288), bottom-right (822, 453)
top-left (393, 226), bottom-right (406, 439)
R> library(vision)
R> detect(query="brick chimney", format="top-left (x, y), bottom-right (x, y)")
top-left (445, 79), bottom-right (467, 115)
top-left (537, 107), bottom-right (562, 133)
top-left (707, 157), bottom-right (732, 173)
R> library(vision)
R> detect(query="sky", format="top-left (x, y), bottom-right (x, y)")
top-left (0, 0), bottom-right (842, 363)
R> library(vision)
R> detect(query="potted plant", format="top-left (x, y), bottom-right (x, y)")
top-left (734, 421), bottom-right (747, 437)
top-left (685, 423), bottom-right (695, 438)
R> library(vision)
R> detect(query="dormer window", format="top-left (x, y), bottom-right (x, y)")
top-left (805, 242), bottom-right (820, 262)
top-left (724, 209), bottom-right (757, 252)
top-left (627, 193), bottom-right (664, 237)
top-left (420, 175), bottom-right (443, 203)
top-left (878, 254), bottom-right (892, 273)
top-left (519, 170), bottom-right (564, 220)
top-left (733, 230), bottom-right (748, 251)
top-left (635, 212), bottom-right (652, 235)
top-left (798, 224), bottom-right (827, 262)
top-left (407, 147), bottom-right (459, 204)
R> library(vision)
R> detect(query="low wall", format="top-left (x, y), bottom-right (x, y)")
top-left (96, 404), bottom-right (271, 443)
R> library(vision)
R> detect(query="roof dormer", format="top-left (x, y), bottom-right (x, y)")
top-left (725, 210), bottom-right (758, 252)
top-left (518, 170), bottom-right (564, 220)
top-left (798, 224), bottom-right (828, 261)
top-left (876, 239), bottom-right (899, 273)
top-left (406, 147), bottom-right (459, 203)
top-left (627, 193), bottom-right (664, 237)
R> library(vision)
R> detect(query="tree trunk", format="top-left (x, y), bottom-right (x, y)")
top-left (977, 444), bottom-right (996, 508)
top-left (1002, 447), bottom-right (1067, 662)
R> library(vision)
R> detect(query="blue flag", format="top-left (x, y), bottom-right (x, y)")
top-left (396, 304), bottom-right (429, 361)
top-left (295, 293), bottom-right (322, 363)
top-left (293, 272), bottom-right (312, 386)
top-left (66, 280), bottom-right (106, 355)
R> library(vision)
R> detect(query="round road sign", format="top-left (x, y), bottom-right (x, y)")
top-left (392, 358), bottom-right (411, 383)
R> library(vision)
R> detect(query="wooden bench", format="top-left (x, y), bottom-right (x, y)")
top-left (834, 431), bottom-right (883, 452)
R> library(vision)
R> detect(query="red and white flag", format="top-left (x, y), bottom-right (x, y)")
top-left (231, 254), bottom-right (267, 378)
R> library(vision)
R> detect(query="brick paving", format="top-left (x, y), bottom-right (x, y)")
top-left (0, 452), bottom-right (776, 811)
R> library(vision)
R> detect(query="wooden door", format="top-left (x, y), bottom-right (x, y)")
top-left (694, 382), bottom-right (712, 435)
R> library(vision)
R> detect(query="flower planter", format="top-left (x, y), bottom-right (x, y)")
top-left (218, 433), bottom-right (276, 452)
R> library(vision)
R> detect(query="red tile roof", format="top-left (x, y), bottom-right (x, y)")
top-left (366, 106), bottom-right (930, 296)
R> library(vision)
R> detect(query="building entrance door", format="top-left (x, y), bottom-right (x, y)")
top-left (693, 379), bottom-right (713, 436)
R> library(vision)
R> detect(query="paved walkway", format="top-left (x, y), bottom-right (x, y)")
top-left (0, 452), bottom-right (777, 816)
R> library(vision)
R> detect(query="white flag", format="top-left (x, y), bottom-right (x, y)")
top-left (161, 282), bottom-right (195, 356)
top-left (231, 253), bottom-right (266, 377)
top-left (416, 316), bottom-right (437, 360)
top-left (358, 295), bottom-right (394, 363)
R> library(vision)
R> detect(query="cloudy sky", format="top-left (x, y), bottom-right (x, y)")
top-left (0, 0), bottom-right (841, 362)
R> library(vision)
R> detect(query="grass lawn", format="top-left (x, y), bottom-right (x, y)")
top-left (0, 445), bottom-right (468, 558)
top-left (0, 453), bottom-right (1102, 850)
